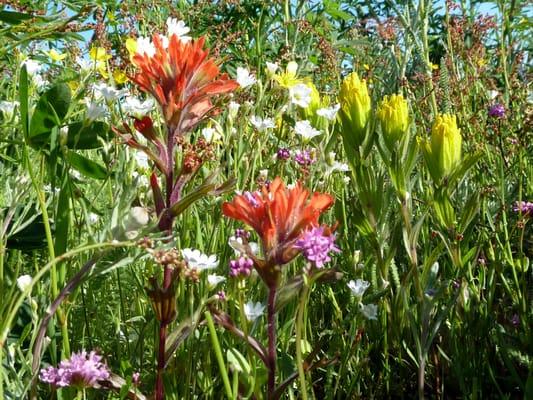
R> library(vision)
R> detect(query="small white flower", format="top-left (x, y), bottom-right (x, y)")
top-left (294, 120), bottom-right (322, 140)
top-left (250, 116), bottom-right (275, 132)
top-left (181, 248), bottom-right (219, 271)
top-left (289, 83), bottom-right (312, 108)
top-left (259, 169), bottom-right (268, 180)
top-left (158, 34), bottom-right (170, 49)
top-left (22, 59), bottom-right (42, 75)
top-left (228, 236), bottom-right (259, 256)
top-left (207, 274), bottom-right (226, 288)
top-left (76, 57), bottom-right (93, 71)
top-left (86, 102), bottom-right (107, 121)
top-left (201, 127), bottom-right (222, 142)
top-left (228, 101), bottom-right (240, 115)
top-left (0, 101), bottom-right (19, 118)
top-left (360, 303), bottom-right (378, 320)
top-left (125, 207), bottom-right (150, 231)
top-left (347, 279), bottom-right (370, 298)
top-left (88, 213), bottom-right (99, 224)
top-left (489, 90), bottom-right (499, 100)
top-left (244, 301), bottom-right (265, 322)
top-left (316, 104), bottom-right (340, 121)
top-left (32, 74), bottom-right (47, 90)
top-left (93, 83), bottom-right (128, 102)
top-left (166, 18), bottom-right (191, 42)
top-left (265, 61), bottom-right (279, 74)
top-left (17, 275), bottom-right (32, 292)
top-left (134, 150), bottom-right (150, 169)
top-left (122, 97), bottom-right (155, 116)
top-left (326, 161), bottom-right (350, 175)
top-left (136, 36), bottom-right (156, 57)
top-left (236, 67), bottom-right (256, 88)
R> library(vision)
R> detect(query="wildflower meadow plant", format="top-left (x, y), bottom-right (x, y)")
top-left (1, 2), bottom-right (530, 400)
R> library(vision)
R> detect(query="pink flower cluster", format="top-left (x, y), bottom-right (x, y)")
top-left (229, 256), bottom-right (253, 277)
top-left (295, 226), bottom-right (340, 268)
top-left (513, 201), bottom-right (533, 216)
top-left (40, 350), bottom-right (110, 389)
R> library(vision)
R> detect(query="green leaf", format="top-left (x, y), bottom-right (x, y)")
top-left (54, 176), bottom-right (70, 256)
top-left (29, 83), bottom-right (71, 147)
top-left (19, 65), bottom-right (28, 139)
top-left (67, 151), bottom-right (107, 180)
top-left (0, 10), bottom-right (34, 25)
top-left (66, 121), bottom-right (110, 149)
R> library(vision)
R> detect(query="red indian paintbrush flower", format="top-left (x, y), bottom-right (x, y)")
top-left (222, 177), bottom-right (334, 286)
top-left (130, 34), bottom-right (238, 134)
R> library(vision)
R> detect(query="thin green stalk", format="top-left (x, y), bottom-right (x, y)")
top-left (205, 311), bottom-right (233, 399)
top-left (295, 283), bottom-right (309, 400)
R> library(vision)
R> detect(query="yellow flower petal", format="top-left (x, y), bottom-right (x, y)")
top-left (48, 49), bottom-right (67, 62)
top-left (113, 69), bottom-right (128, 84)
top-left (89, 46), bottom-right (111, 62)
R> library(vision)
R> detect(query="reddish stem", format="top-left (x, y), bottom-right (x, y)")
top-left (267, 286), bottom-right (277, 399)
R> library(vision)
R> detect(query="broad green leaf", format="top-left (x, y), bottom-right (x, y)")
top-left (67, 151), bottom-right (107, 180)
top-left (29, 83), bottom-right (71, 147)
top-left (66, 121), bottom-right (110, 149)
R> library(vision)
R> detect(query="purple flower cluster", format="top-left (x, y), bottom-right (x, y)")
top-left (229, 256), bottom-right (253, 277)
top-left (294, 149), bottom-right (315, 166)
top-left (276, 147), bottom-right (291, 160)
top-left (40, 350), bottom-right (110, 389)
top-left (513, 201), bottom-right (533, 216)
top-left (488, 103), bottom-right (505, 118)
top-left (294, 226), bottom-right (340, 268)
top-left (235, 228), bottom-right (250, 240)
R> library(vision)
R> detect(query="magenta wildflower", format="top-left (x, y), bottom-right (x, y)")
top-left (276, 148), bottom-right (291, 160)
top-left (294, 226), bottom-right (340, 268)
top-left (235, 228), bottom-right (250, 240)
top-left (39, 350), bottom-right (110, 389)
top-left (216, 290), bottom-right (226, 301)
top-left (132, 371), bottom-right (140, 385)
top-left (513, 201), bottom-right (533, 216)
top-left (488, 103), bottom-right (505, 118)
top-left (294, 149), bottom-right (315, 166)
top-left (229, 256), bottom-right (253, 277)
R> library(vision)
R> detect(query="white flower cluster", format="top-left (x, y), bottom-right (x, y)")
top-left (347, 278), bottom-right (378, 320)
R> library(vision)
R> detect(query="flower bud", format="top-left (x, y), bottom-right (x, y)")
top-left (377, 94), bottom-right (409, 150)
top-left (425, 114), bottom-right (462, 182)
top-left (339, 73), bottom-right (371, 148)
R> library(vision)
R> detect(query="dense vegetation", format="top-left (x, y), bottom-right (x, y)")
top-left (0, 1), bottom-right (531, 399)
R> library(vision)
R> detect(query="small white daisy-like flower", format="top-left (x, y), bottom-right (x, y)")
top-left (316, 104), bottom-right (340, 121)
top-left (181, 248), bottom-right (219, 271)
top-left (76, 57), bottom-right (93, 71)
top-left (86, 102), bottom-right (107, 121)
top-left (158, 34), bottom-right (170, 49)
top-left (134, 150), bottom-right (150, 169)
top-left (265, 61), bottom-right (279, 75)
top-left (17, 275), bottom-right (32, 292)
top-left (136, 36), bottom-right (156, 57)
top-left (228, 236), bottom-right (259, 256)
top-left (360, 303), bottom-right (378, 320)
top-left (201, 127), bottom-right (222, 142)
top-left (0, 101), bottom-right (19, 118)
top-left (122, 97), bottom-right (155, 116)
top-left (22, 59), bottom-right (42, 75)
top-left (244, 301), bottom-right (265, 322)
top-left (166, 18), bottom-right (191, 42)
top-left (228, 101), bottom-right (240, 115)
top-left (347, 279), bottom-right (370, 298)
top-left (294, 120), bottom-right (322, 140)
top-left (289, 83), bottom-right (312, 108)
top-left (207, 274), bottom-right (226, 288)
top-left (236, 67), bottom-right (256, 88)
top-left (250, 116), bottom-right (275, 132)
top-left (32, 74), bottom-right (47, 90)
top-left (93, 83), bottom-right (128, 102)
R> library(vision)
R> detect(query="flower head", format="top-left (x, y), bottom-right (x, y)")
top-left (39, 350), bottom-right (110, 389)
top-left (488, 103), bottom-right (505, 118)
top-left (166, 18), bottom-right (191, 42)
top-left (250, 115), bottom-right (275, 131)
top-left (294, 226), bottom-right (339, 268)
top-left (130, 34), bottom-right (238, 134)
top-left (316, 104), bottom-right (340, 121)
top-left (377, 93), bottom-right (409, 150)
top-left (273, 61), bottom-right (301, 88)
top-left (236, 67), bottom-right (256, 88)
top-left (243, 301), bottom-right (265, 321)
top-left (181, 248), bottom-right (219, 271)
top-left (347, 279), bottom-right (370, 298)
top-left (229, 256), bottom-right (254, 278)
top-left (513, 201), bottom-right (533, 216)
top-left (17, 275), bottom-right (32, 292)
top-left (294, 149), bottom-right (315, 166)
top-left (289, 83), bottom-right (313, 108)
top-left (276, 148), bottom-right (291, 161)
top-left (424, 113), bottom-right (462, 182)
top-left (339, 72), bottom-right (371, 148)
top-left (294, 120), bottom-right (322, 140)
top-left (222, 177), bottom-right (334, 286)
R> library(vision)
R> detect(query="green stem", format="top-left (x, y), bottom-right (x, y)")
top-left (295, 283), bottom-right (309, 400)
top-left (205, 311), bottom-right (233, 399)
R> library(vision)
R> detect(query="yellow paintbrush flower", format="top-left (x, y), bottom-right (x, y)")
top-left (377, 93), bottom-right (409, 150)
top-left (424, 113), bottom-right (462, 182)
top-left (339, 72), bottom-right (371, 148)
